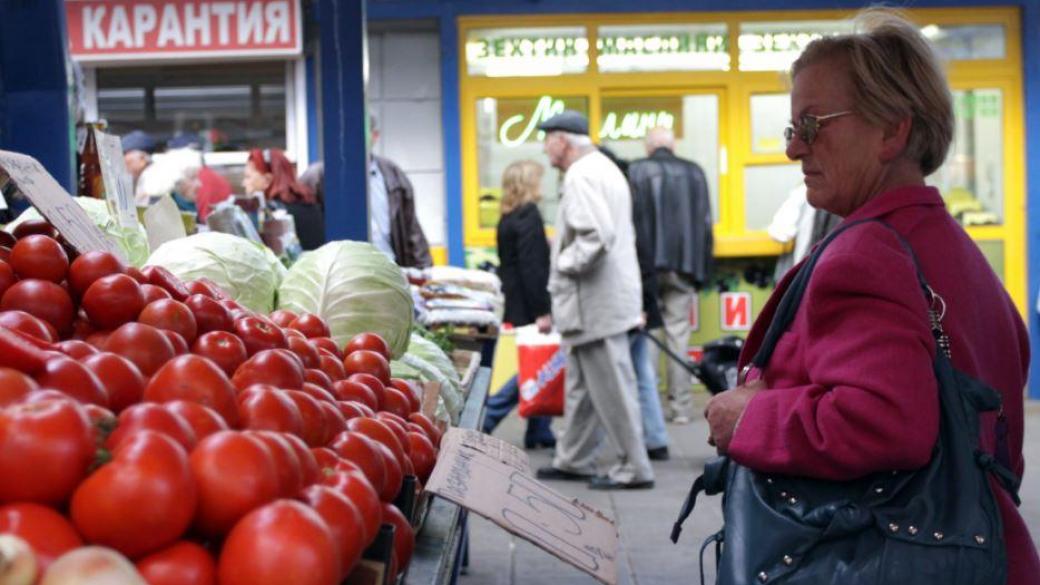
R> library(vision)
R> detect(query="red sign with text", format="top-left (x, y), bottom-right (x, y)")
top-left (67, 0), bottom-right (302, 62)
top-left (720, 292), bottom-right (751, 331)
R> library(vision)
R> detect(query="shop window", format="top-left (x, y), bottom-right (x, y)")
top-left (928, 88), bottom-right (1003, 227)
top-left (738, 20), bottom-right (852, 71)
top-left (750, 93), bottom-right (790, 154)
top-left (596, 24), bottom-right (729, 72)
top-left (465, 27), bottom-right (589, 77)
top-left (96, 62), bottom-right (287, 152)
top-left (474, 96), bottom-right (590, 229)
top-left (922, 24), bottom-right (1005, 60)
top-left (600, 93), bottom-right (720, 223)
top-left (744, 163), bottom-right (803, 231)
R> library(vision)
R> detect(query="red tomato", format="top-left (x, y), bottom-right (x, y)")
top-left (0, 367), bottom-right (37, 406)
top-left (141, 265), bottom-right (190, 301)
top-left (84, 330), bottom-right (111, 349)
top-left (68, 251), bottom-right (126, 296)
top-left (344, 333), bottom-right (391, 361)
top-left (35, 356), bottom-right (110, 407)
top-left (288, 313), bottom-right (331, 339)
top-left (318, 352), bottom-right (347, 381)
top-left (389, 378), bottom-right (422, 413)
top-left (234, 315), bottom-right (288, 356)
top-left (310, 337), bottom-right (343, 360)
top-left (217, 500), bottom-right (340, 585)
top-left (286, 335), bottom-right (321, 370)
top-left (284, 328), bottom-right (306, 341)
top-left (82, 274), bottom-right (146, 330)
top-left (329, 379), bottom-right (378, 410)
top-left (311, 447), bottom-right (341, 471)
top-left (408, 412), bottom-right (441, 447)
top-left (335, 401), bottom-right (372, 422)
top-left (342, 350), bottom-right (391, 385)
top-left (10, 234), bottom-right (68, 283)
top-left (282, 390), bottom-right (327, 447)
top-left (300, 382), bottom-right (337, 404)
top-left (103, 322), bottom-right (176, 377)
top-left (0, 503), bottom-right (83, 573)
top-left (185, 294), bottom-right (233, 334)
top-left (0, 400), bottom-right (94, 505)
top-left (126, 266), bottom-right (148, 284)
top-left (163, 400), bottom-right (230, 440)
top-left (318, 401), bottom-right (347, 444)
top-left (79, 352), bottom-right (146, 413)
top-left (141, 283), bottom-right (173, 304)
top-left (373, 443), bottom-right (404, 502)
top-left (329, 431), bottom-right (387, 496)
top-left (347, 417), bottom-right (407, 473)
top-left (82, 403), bottom-right (117, 440)
top-left (139, 299), bottom-right (198, 344)
top-left (281, 433), bottom-right (320, 486)
top-left (190, 431), bottom-right (281, 537)
top-left (0, 261), bottom-right (16, 300)
top-left (304, 368), bottom-right (335, 392)
top-left (238, 387), bottom-right (304, 435)
top-left (407, 431), bottom-right (437, 483)
top-left (1, 279), bottom-right (75, 334)
top-left (346, 373), bottom-right (386, 411)
top-left (11, 219), bottom-right (57, 240)
top-left (136, 541), bottom-right (217, 585)
top-left (0, 309), bottom-right (57, 342)
top-left (186, 278), bottom-right (229, 300)
top-left (269, 309), bottom-right (298, 328)
top-left (192, 331), bottom-right (248, 377)
top-left (383, 387), bottom-right (414, 418)
top-left (232, 349), bottom-right (305, 390)
top-left (297, 485), bottom-right (366, 576)
top-left (144, 355), bottom-right (239, 427)
top-left (373, 413), bottom-right (411, 457)
top-left (106, 403), bottom-right (197, 452)
top-left (56, 339), bottom-right (97, 359)
top-left (382, 502), bottom-right (415, 572)
top-left (320, 469), bottom-right (382, 546)
top-left (71, 431), bottom-right (196, 558)
top-left (248, 431), bottom-right (304, 497)
top-left (164, 330), bottom-right (190, 355)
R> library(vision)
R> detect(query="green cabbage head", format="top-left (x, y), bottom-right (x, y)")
top-left (278, 241), bottom-right (413, 358)
top-left (147, 232), bottom-right (286, 313)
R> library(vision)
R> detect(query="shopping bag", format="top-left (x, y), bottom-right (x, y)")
top-left (516, 325), bottom-right (566, 418)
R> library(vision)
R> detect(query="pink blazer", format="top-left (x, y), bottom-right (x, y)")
top-left (730, 185), bottom-right (1039, 584)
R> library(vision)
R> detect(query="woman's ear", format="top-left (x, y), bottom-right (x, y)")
top-left (879, 115), bottom-right (913, 162)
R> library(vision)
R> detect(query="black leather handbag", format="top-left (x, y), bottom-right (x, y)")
top-left (671, 220), bottom-right (1021, 585)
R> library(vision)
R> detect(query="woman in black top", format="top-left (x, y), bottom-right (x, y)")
top-left (482, 160), bottom-right (555, 449)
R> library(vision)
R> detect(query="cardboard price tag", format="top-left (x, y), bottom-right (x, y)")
top-left (0, 150), bottom-right (124, 260)
top-left (93, 129), bottom-right (140, 229)
top-left (425, 429), bottom-right (618, 585)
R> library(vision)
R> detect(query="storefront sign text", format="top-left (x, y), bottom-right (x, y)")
top-left (466, 27), bottom-right (589, 77)
top-left (67, 0), bottom-right (302, 62)
top-left (497, 95), bottom-right (680, 146)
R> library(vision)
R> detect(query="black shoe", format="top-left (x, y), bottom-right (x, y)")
top-left (588, 476), bottom-right (655, 490)
top-left (524, 438), bottom-right (557, 450)
top-left (647, 446), bottom-right (670, 461)
top-left (535, 466), bottom-right (595, 482)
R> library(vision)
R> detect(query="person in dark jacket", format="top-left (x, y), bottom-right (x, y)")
top-left (369, 116), bottom-right (433, 268)
top-left (627, 128), bottom-right (714, 424)
top-left (482, 159), bottom-right (555, 449)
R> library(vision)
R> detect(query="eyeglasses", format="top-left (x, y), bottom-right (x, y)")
top-left (784, 111), bottom-right (853, 147)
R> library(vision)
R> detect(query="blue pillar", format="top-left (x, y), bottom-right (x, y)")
top-left (1024, 1), bottom-right (1040, 399)
top-left (440, 10), bottom-right (465, 266)
top-left (318, 0), bottom-right (368, 243)
top-left (0, 0), bottom-right (75, 192)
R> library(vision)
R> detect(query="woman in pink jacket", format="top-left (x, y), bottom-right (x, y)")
top-left (704, 11), bottom-right (1039, 583)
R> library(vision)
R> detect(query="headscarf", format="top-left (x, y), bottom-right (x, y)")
top-left (247, 148), bottom-right (316, 205)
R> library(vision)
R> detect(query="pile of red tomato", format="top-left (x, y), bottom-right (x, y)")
top-left (0, 222), bottom-right (442, 585)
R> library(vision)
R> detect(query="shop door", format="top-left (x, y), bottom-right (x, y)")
top-left (598, 89), bottom-right (725, 225)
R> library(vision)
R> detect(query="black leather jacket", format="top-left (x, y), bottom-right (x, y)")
top-left (496, 202), bottom-right (551, 327)
top-left (628, 148), bottom-right (714, 287)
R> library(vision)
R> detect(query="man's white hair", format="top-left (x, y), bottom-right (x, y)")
top-left (645, 127), bottom-right (675, 151)
top-left (559, 131), bottom-right (593, 148)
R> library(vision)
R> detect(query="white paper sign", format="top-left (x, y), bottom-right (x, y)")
top-left (93, 129), bottom-right (139, 229)
top-left (143, 195), bottom-right (187, 251)
top-left (0, 150), bottom-right (124, 259)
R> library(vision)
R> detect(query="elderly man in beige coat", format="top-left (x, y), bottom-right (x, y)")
top-left (533, 111), bottom-right (654, 490)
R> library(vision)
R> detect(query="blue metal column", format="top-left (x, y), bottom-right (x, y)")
top-left (0, 0), bottom-right (75, 192)
top-left (318, 0), bottom-right (368, 243)
top-left (439, 10), bottom-right (465, 266)
top-left (1023, 1), bottom-right (1040, 399)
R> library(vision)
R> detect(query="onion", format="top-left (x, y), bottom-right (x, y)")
top-left (0, 534), bottom-right (37, 585)
top-left (40, 547), bottom-right (146, 585)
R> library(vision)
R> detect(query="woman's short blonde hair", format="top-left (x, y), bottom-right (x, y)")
top-left (791, 9), bottom-right (953, 176)
top-left (500, 160), bottom-right (544, 214)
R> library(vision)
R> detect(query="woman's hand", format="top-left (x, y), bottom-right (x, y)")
top-left (536, 314), bottom-right (553, 334)
top-left (705, 380), bottom-right (767, 454)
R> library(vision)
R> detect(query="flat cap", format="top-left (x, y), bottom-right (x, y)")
top-left (167, 132), bottom-right (202, 150)
top-left (538, 110), bottom-right (589, 136)
top-left (121, 130), bottom-right (157, 154)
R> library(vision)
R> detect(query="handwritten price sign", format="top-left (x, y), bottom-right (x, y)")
top-left (426, 429), bottom-right (618, 585)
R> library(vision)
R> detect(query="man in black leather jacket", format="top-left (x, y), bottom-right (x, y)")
top-left (627, 127), bottom-right (714, 424)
